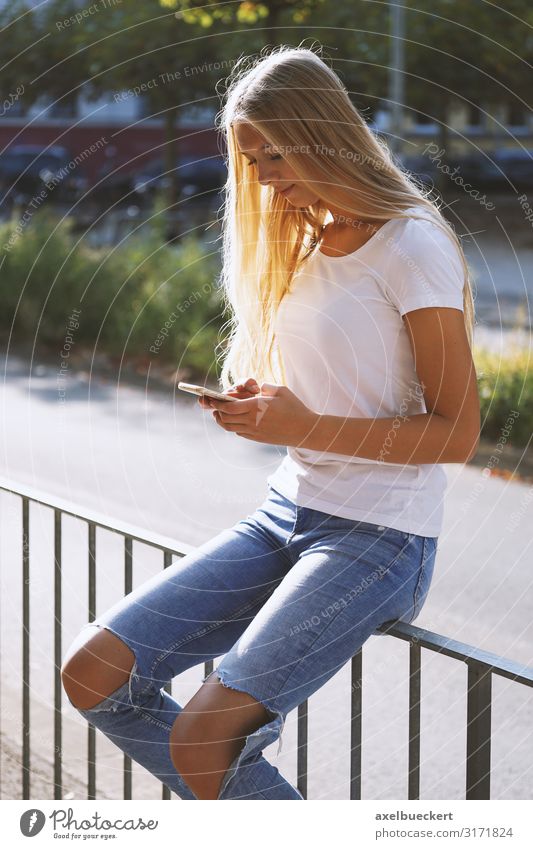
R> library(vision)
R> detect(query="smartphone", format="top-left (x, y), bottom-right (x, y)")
top-left (177, 381), bottom-right (237, 402)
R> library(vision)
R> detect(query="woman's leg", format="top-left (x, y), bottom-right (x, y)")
top-left (61, 489), bottom-right (300, 798)
top-left (170, 507), bottom-right (437, 800)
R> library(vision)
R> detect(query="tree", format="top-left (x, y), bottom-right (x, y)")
top-left (0, 1), bottom-right (88, 116)
top-left (404, 1), bottom-right (533, 153)
top-left (161, 0), bottom-right (327, 46)
top-left (66, 0), bottom-right (227, 212)
top-left (1, 1), bottom-right (233, 219)
top-left (161, 0), bottom-right (390, 119)
top-left (163, 0), bottom-right (533, 152)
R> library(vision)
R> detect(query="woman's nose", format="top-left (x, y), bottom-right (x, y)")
top-left (257, 166), bottom-right (277, 186)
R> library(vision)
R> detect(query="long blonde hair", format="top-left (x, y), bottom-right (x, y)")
top-left (214, 44), bottom-right (476, 391)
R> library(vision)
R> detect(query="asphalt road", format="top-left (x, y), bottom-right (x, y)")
top-left (1, 354), bottom-right (532, 800)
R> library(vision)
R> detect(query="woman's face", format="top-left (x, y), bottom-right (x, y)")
top-left (233, 121), bottom-right (320, 207)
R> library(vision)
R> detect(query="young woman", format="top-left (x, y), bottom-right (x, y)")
top-left (61, 46), bottom-right (480, 801)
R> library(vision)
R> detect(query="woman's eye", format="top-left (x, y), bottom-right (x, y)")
top-left (246, 154), bottom-right (282, 167)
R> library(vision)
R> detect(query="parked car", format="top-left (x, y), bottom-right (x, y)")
top-left (399, 148), bottom-right (533, 194)
top-left (492, 147), bottom-right (533, 191)
top-left (446, 153), bottom-right (504, 189)
top-left (132, 154), bottom-right (227, 205)
top-left (424, 149), bottom-right (533, 193)
top-left (90, 161), bottom-right (139, 208)
top-left (89, 153), bottom-right (226, 210)
top-left (0, 144), bottom-right (88, 204)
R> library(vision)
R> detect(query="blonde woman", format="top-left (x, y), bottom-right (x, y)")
top-left (62, 46), bottom-right (480, 800)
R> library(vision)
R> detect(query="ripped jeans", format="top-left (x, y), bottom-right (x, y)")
top-left (69, 484), bottom-right (437, 800)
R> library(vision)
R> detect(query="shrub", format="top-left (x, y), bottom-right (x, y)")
top-left (474, 343), bottom-right (532, 448)
top-left (0, 210), bottom-right (224, 377)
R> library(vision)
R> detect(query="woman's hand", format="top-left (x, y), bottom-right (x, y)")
top-left (197, 378), bottom-right (260, 409)
top-left (201, 381), bottom-right (317, 447)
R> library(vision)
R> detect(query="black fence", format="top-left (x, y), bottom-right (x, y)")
top-left (1, 476), bottom-right (532, 801)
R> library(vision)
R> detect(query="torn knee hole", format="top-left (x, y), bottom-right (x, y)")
top-left (66, 633), bottom-right (141, 713)
top-left (205, 668), bottom-right (285, 756)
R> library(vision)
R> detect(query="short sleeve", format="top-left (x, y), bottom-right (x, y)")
top-left (381, 217), bottom-right (465, 316)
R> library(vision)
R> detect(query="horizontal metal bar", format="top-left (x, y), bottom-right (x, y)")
top-left (376, 620), bottom-right (533, 687)
top-left (0, 476), bottom-right (194, 558)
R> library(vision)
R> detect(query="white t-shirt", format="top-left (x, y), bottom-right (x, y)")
top-left (267, 206), bottom-right (465, 537)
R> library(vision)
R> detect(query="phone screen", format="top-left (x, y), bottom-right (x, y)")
top-left (178, 382), bottom-right (236, 401)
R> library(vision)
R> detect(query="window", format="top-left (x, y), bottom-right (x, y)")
top-left (466, 104), bottom-right (484, 129)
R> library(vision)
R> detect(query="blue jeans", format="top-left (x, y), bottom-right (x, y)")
top-left (70, 484), bottom-right (437, 800)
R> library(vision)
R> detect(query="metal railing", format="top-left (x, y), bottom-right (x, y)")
top-left (1, 475), bottom-right (532, 801)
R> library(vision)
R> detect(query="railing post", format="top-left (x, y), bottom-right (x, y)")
top-left (350, 650), bottom-right (363, 800)
top-left (297, 700), bottom-right (308, 799)
top-left (123, 537), bottom-right (133, 800)
top-left (408, 637), bottom-right (421, 799)
top-left (161, 550), bottom-right (174, 801)
top-left (22, 497), bottom-right (30, 799)
top-left (87, 522), bottom-right (96, 800)
top-left (54, 509), bottom-right (63, 799)
top-left (466, 660), bottom-right (492, 800)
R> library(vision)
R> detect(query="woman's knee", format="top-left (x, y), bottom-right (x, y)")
top-left (61, 625), bottom-right (135, 711)
top-left (169, 674), bottom-right (273, 799)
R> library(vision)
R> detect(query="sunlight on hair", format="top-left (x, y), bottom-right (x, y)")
top-left (213, 45), bottom-right (475, 391)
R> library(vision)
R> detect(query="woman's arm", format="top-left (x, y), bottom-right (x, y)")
top-left (301, 307), bottom-right (480, 465)
top-left (206, 308), bottom-right (480, 464)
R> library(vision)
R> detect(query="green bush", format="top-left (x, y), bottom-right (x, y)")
top-left (474, 343), bottom-right (532, 448)
top-left (0, 210), bottom-right (224, 377)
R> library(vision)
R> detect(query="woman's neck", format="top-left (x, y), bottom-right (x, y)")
top-left (319, 216), bottom-right (386, 258)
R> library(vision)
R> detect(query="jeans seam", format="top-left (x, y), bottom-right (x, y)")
top-left (412, 536), bottom-right (431, 614)
top-left (284, 503), bottom-right (300, 550)
top-left (136, 707), bottom-right (174, 731)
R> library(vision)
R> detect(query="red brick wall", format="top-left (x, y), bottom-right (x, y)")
top-left (0, 122), bottom-right (221, 184)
